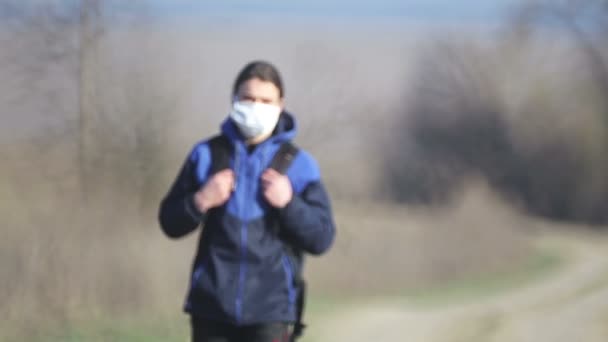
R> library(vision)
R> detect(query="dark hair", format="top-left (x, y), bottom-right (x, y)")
top-left (232, 61), bottom-right (284, 98)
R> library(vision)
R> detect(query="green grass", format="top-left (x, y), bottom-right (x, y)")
top-left (12, 315), bottom-right (189, 342)
top-left (12, 299), bottom-right (347, 342)
top-left (4, 244), bottom-right (566, 342)
top-left (399, 246), bottom-right (566, 308)
top-left (305, 244), bottom-right (567, 310)
top-left (49, 328), bottom-right (185, 342)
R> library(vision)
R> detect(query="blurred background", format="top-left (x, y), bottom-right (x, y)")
top-left (2, 0), bottom-right (608, 341)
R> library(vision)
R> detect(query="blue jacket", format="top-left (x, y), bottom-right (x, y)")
top-left (158, 112), bottom-right (336, 325)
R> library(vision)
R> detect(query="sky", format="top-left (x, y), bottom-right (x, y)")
top-left (109, 0), bottom-right (523, 27)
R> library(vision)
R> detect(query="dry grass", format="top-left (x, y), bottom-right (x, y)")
top-left (308, 180), bottom-right (533, 297)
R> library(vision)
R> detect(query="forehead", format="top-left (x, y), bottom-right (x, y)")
top-left (237, 78), bottom-right (281, 99)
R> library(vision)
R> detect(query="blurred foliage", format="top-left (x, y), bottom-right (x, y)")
top-left (386, 0), bottom-right (608, 224)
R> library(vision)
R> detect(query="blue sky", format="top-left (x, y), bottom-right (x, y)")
top-left (111, 0), bottom-right (522, 26)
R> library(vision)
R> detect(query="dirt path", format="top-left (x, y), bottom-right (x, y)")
top-left (310, 232), bottom-right (608, 342)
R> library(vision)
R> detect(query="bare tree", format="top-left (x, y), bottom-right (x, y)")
top-left (511, 0), bottom-right (608, 118)
top-left (509, 0), bottom-right (608, 223)
top-left (77, 0), bottom-right (103, 202)
top-left (384, 2), bottom-right (608, 224)
top-left (0, 0), bottom-right (107, 203)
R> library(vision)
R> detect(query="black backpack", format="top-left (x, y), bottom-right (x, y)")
top-left (208, 135), bottom-right (307, 341)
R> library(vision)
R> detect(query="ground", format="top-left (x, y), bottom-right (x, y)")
top-left (308, 230), bottom-right (608, 342)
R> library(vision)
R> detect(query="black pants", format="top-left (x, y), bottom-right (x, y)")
top-left (191, 316), bottom-right (291, 342)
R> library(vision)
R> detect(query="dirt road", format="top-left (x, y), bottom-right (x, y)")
top-left (310, 231), bottom-right (608, 342)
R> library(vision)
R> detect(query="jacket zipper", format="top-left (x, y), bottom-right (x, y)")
top-left (235, 143), bottom-right (273, 323)
top-left (185, 263), bottom-right (205, 312)
top-left (236, 221), bottom-right (247, 323)
top-left (282, 253), bottom-right (297, 312)
top-left (235, 147), bottom-right (251, 324)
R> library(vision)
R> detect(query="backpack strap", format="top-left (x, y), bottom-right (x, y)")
top-left (268, 142), bottom-right (307, 341)
top-left (290, 278), bottom-right (307, 341)
top-left (269, 142), bottom-right (298, 235)
top-left (210, 136), bottom-right (298, 175)
top-left (207, 135), bottom-right (232, 175)
top-left (270, 142), bottom-right (299, 175)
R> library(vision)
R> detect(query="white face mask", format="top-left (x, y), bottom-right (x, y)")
top-left (229, 101), bottom-right (281, 140)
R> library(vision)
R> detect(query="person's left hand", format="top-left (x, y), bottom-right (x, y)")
top-left (261, 169), bottom-right (293, 208)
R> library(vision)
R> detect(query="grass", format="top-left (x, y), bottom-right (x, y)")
top-left (30, 300), bottom-right (345, 342)
top-left (302, 243), bottom-right (566, 310)
top-left (18, 315), bottom-right (189, 342)
top-left (2, 239), bottom-right (566, 342)
top-left (7, 298), bottom-right (343, 342)
top-left (399, 245), bottom-right (565, 308)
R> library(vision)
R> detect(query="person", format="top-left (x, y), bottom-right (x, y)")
top-left (158, 61), bottom-right (336, 342)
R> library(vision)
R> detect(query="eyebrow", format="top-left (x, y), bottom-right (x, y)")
top-left (240, 93), bottom-right (274, 102)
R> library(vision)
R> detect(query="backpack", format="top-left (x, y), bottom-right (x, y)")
top-left (208, 134), bottom-right (307, 341)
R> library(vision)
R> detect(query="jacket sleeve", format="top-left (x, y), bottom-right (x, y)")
top-left (158, 144), bottom-right (209, 239)
top-left (278, 154), bottom-right (336, 255)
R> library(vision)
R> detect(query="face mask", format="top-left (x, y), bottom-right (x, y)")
top-left (229, 101), bottom-right (281, 140)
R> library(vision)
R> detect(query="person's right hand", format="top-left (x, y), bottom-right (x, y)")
top-left (194, 169), bottom-right (235, 213)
